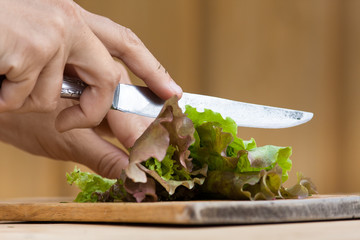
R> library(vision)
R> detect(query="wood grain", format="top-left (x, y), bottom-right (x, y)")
top-left (1, 195), bottom-right (359, 225)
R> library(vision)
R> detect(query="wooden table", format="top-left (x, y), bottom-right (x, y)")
top-left (1, 220), bottom-right (360, 240)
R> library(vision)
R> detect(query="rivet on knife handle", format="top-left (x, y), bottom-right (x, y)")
top-left (61, 76), bottom-right (87, 100)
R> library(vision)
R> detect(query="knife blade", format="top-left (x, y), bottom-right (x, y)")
top-left (1, 75), bottom-right (313, 128)
top-left (112, 82), bottom-right (313, 129)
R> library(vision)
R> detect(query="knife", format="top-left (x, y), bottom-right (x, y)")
top-left (0, 75), bottom-right (313, 128)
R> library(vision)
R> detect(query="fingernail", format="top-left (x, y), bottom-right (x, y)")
top-left (169, 80), bottom-right (183, 96)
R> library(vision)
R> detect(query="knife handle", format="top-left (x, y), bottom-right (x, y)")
top-left (60, 76), bottom-right (87, 100)
top-left (0, 74), bottom-right (86, 100)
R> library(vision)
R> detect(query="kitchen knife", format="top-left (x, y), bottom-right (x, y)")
top-left (0, 75), bottom-right (313, 128)
top-left (62, 76), bottom-right (313, 128)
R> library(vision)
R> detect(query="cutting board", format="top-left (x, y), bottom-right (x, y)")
top-left (1, 195), bottom-right (359, 225)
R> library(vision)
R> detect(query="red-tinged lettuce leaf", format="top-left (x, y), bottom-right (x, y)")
top-left (280, 173), bottom-right (318, 199)
top-left (163, 100), bottom-right (195, 171)
top-left (93, 178), bottom-right (135, 202)
top-left (201, 165), bottom-right (283, 200)
top-left (137, 163), bottom-right (207, 195)
top-left (125, 119), bottom-right (170, 183)
top-left (125, 96), bottom-right (195, 184)
top-left (123, 177), bottom-right (158, 202)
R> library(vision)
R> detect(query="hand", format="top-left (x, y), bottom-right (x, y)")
top-left (0, 66), bottom-right (152, 178)
top-left (0, 0), bottom-right (182, 132)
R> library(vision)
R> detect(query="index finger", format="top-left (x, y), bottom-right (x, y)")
top-left (76, 5), bottom-right (183, 100)
top-left (56, 28), bottom-right (120, 132)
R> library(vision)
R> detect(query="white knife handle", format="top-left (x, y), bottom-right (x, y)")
top-left (0, 75), bottom-right (86, 100)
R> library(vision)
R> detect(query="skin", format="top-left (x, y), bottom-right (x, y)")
top-left (0, 0), bottom-right (182, 178)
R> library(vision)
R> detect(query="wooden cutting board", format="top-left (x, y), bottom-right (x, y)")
top-left (0, 195), bottom-right (359, 225)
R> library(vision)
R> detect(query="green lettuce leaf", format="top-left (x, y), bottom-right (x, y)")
top-left (144, 145), bottom-right (192, 181)
top-left (186, 105), bottom-right (292, 182)
top-left (236, 145), bottom-right (292, 182)
top-left (185, 105), bottom-right (238, 137)
top-left (66, 167), bottom-right (116, 202)
top-left (67, 168), bottom-right (147, 202)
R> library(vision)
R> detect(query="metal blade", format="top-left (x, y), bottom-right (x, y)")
top-left (112, 84), bottom-right (313, 129)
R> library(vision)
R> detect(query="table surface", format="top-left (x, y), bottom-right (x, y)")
top-left (1, 220), bottom-right (360, 240)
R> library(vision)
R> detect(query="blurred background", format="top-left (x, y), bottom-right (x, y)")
top-left (0, 0), bottom-right (359, 199)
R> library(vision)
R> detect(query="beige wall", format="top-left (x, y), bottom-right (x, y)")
top-left (0, 0), bottom-right (359, 199)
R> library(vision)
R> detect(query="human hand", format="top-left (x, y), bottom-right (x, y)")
top-left (0, 0), bottom-right (182, 132)
top-left (0, 66), bottom-right (152, 178)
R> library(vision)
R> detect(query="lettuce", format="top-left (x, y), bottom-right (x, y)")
top-left (144, 145), bottom-right (192, 181)
top-left (67, 96), bottom-right (316, 202)
top-left (67, 167), bottom-right (142, 202)
top-left (125, 96), bottom-right (194, 184)
top-left (66, 167), bottom-right (116, 202)
top-left (185, 105), bottom-right (292, 182)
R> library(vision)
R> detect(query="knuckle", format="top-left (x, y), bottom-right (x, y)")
top-left (26, 21), bottom-right (64, 58)
top-left (56, 0), bottom-right (80, 22)
top-left (120, 27), bottom-right (144, 50)
top-left (5, 55), bottom-right (22, 73)
top-left (102, 69), bottom-right (121, 89)
top-left (49, 16), bottom-right (66, 40)
top-left (27, 37), bottom-right (54, 59)
top-left (101, 16), bottom-right (115, 26)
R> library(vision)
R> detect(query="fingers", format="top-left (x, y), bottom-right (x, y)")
top-left (0, 74), bottom-right (36, 111)
top-left (106, 110), bottom-right (153, 149)
top-left (0, 54), bottom-right (38, 111)
top-left (76, 5), bottom-right (183, 100)
top-left (0, 51), bottom-right (64, 113)
top-left (102, 61), bottom-right (153, 148)
top-left (21, 48), bottom-right (66, 112)
top-left (0, 0), bottom-right (66, 113)
top-left (56, 27), bottom-right (120, 132)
